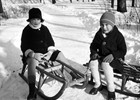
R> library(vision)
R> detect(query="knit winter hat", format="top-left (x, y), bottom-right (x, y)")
top-left (27, 8), bottom-right (44, 22)
top-left (100, 11), bottom-right (115, 27)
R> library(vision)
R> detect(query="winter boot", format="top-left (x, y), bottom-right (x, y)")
top-left (27, 83), bottom-right (37, 100)
top-left (108, 91), bottom-right (115, 100)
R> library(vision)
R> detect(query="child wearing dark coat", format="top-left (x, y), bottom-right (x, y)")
top-left (88, 11), bottom-right (127, 100)
top-left (21, 8), bottom-right (78, 100)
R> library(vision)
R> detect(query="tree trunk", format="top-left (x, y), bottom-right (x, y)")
top-left (52, 0), bottom-right (56, 4)
top-left (0, 0), bottom-right (3, 13)
top-left (117, 0), bottom-right (127, 13)
top-left (111, 0), bottom-right (114, 8)
top-left (132, 0), bottom-right (135, 7)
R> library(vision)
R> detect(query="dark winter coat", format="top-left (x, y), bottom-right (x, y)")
top-left (21, 24), bottom-right (55, 55)
top-left (90, 26), bottom-right (127, 60)
top-left (90, 26), bottom-right (127, 72)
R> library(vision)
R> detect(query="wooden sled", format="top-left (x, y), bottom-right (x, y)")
top-left (114, 59), bottom-right (140, 97)
top-left (85, 59), bottom-right (140, 97)
top-left (19, 56), bottom-right (90, 100)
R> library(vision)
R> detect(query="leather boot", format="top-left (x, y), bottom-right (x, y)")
top-left (27, 83), bottom-right (37, 100)
top-left (108, 91), bottom-right (115, 100)
top-left (89, 84), bottom-right (102, 95)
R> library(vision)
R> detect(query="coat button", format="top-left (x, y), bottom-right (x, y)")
top-left (102, 42), bottom-right (106, 45)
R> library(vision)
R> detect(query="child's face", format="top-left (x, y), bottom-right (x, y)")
top-left (100, 23), bottom-right (113, 34)
top-left (30, 18), bottom-right (41, 27)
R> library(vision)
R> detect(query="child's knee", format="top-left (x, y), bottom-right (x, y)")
top-left (27, 56), bottom-right (38, 65)
top-left (102, 62), bottom-right (113, 71)
top-left (89, 60), bottom-right (99, 69)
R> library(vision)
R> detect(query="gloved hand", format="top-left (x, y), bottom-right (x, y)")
top-left (25, 49), bottom-right (34, 57)
top-left (43, 51), bottom-right (53, 61)
top-left (34, 53), bottom-right (44, 61)
top-left (103, 54), bottom-right (114, 63)
top-left (91, 53), bottom-right (100, 60)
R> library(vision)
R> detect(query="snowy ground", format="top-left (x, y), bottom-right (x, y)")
top-left (0, 0), bottom-right (140, 100)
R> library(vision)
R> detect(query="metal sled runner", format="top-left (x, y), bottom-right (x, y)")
top-left (19, 55), bottom-right (90, 100)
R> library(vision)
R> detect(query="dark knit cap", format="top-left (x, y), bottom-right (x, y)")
top-left (100, 11), bottom-right (115, 27)
top-left (27, 8), bottom-right (44, 22)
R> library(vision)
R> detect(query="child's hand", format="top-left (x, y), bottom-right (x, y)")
top-left (91, 53), bottom-right (99, 60)
top-left (34, 53), bottom-right (44, 61)
top-left (43, 51), bottom-right (53, 61)
top-left (103, 54), bottom-right (114, 63)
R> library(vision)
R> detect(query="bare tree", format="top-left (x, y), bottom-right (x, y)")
top-left (52, 0), bottom-right (56, 4)
top-left (111, 0), bottom-right (114, 8)
top-left (0, 0), bottom-right (3, 13)
top-left (117, 0), bottom-right (127, 13)
top-left (132, 0), bottom-right (137, 7)
top-left (132, 0), bottom-right (135, 7)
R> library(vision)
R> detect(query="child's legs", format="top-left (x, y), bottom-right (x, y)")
top-left (101, 62), bottom-right (115, 92)
top-left (27, 53), bottom-right (39, 83)
top-left (89, 60), bottom-right (101, 88)
top-left (53, 51), bottom-right (80, 81)
top-left (55, 51), bottom-right (72, 73)
top-left (26, 53), bottom-right (41, 97)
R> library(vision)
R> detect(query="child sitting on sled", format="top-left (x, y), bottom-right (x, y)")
top-left (88, 11), bottom-right (127, 100)
top-left (20, 8), bottom-right (78, 100)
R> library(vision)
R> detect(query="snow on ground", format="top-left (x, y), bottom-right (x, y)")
top-left (0, 0), bottom-right (140, 100)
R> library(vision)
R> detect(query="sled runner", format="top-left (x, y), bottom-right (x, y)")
top-left (19, 55), bottom-right (90, 100)
top-left (114, 59), bottom-right (140, 97)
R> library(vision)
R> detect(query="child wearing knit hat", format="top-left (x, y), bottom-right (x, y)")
top-left (88, 11), bottom-right (127, 100)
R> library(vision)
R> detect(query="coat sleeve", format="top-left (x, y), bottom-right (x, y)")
top-left (21, 29), bottom-right (29, 54)
top-left (112, 33), bottom-right (127, 59)
top-left (90, 31), bottom-right (101, 57)
top-left (44, 26), bottom-right (55, 48)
